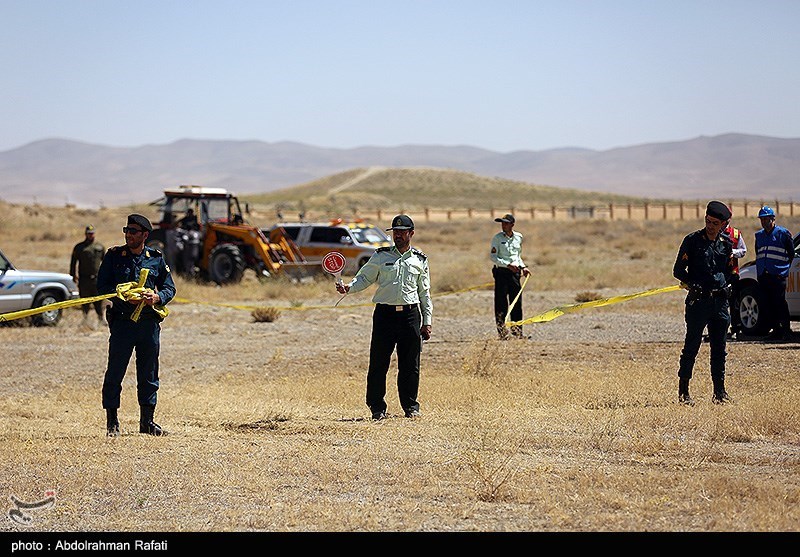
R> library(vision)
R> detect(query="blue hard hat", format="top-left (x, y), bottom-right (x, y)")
top-left (758, 206), bottom-right (775, 218)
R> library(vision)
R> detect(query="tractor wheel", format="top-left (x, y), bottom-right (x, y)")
top-left (209, 244), bottom-right (245, 285)
top-left (738, 284), bottom-right (770, 336)
top-left (146, 229), bottom-right (167, 253)
top-left (31, 290), bottom-right (63, 327)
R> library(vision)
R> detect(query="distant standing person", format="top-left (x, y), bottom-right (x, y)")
top-left (490, 214), bottom-right (531, 340)
top-left (754, 206), bottom-right (795, 341)
top-left (335, 215), bottom-right (432, 420)
top-left (723, 211), bottom-right (747, 339)
top-left (97, 214), bottom-right (176, 436)
top-left (70, 224), bottom-right (106, 324)
top-left (673, 201), bottom-right (734, 405)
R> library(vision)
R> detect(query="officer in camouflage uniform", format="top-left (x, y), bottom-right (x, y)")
top-left (97, 214), bottom-right (176, 436)
top-left (336, 215), bottom-right (433, 420)
top-left (70, 224), bottom-right (106, 322)
top-left (673, 201), bottom-right (734, 406)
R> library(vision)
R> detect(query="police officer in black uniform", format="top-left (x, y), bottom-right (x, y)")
top-left (336, 215), bottom-right (433, 420)
top-left (97, 214), bottom-right (176, 436)
top-left (673, 201), bottom-right (734, 406)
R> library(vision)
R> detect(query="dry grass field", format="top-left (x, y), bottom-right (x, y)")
top-left (1, 199), bottom-right (799, 533)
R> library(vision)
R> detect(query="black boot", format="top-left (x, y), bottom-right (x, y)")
top-left (139, 405), bottom-right (167, 436)
top-left (678, 377), bottom-right (694, 406)
top-left (712, 377), bottom-right (731, 404)
top-left (106, 408), bottom-right (120, 437)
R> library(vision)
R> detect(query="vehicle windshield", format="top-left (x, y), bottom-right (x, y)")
top-left (351, 227), bottom-right (390, 244)
top-left (0, 251), bottom-right (10, 272)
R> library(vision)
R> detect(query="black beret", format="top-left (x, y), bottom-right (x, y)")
top-left (706, 201), bottom-right (731, 221)
top-left (386, 214), bottom-right (414, 230)
top-left (127, 213), bottom-right (153, 232)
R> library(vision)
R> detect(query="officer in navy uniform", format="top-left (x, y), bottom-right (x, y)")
top-left (336, 215), bottom-right (433, 420)
top-left (673, 201), bottom-right (734, 406)
top-left (97, 214), bottom-right (176, 436)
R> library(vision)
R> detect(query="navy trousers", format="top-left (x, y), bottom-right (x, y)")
top-left (678, 296), bottom-right (730, 381)
top-left (102, 317), bottom-right (161, 409)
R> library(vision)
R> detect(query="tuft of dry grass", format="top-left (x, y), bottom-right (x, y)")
top-left (575, 291), bottom-right (604, 303)
top-left (251, 307), bottom-right (281, 322)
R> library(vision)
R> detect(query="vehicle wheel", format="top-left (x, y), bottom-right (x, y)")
top-left (146, 234), bottom-right (166, 253)
top-left (31, 291), bottom-right (62, 327)
top-left (209, 244), bottom-right (245, 284)
top-left (738, 284), bottom-right (769, 336)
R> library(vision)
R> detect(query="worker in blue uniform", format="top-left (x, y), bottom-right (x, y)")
top-left (754, 206), bottom-right (795, 341)
top-left (97, 214), bottom-right (176, 436)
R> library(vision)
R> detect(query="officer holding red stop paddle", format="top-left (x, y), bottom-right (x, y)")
top-left (335, 215), bottom-right (432, 420)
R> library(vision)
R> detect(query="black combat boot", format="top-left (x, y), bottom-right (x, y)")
top-left (106, 408), bottom-right (120, 437)
top-left (678, 377), bottom-right (694, 406)
top-left (712, 377), bottom-right (731, 404)
top-left (139, 405), bottom-right (167, 436)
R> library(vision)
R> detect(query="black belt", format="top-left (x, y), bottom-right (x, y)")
top-left (377, 303), bottom-right (417, 311)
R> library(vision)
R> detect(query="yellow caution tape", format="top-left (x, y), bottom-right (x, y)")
top-left (171, 281), bottom-right (496, 312)
top-left (0, 268), bottom-right (169, 323)
top-left (504, 274), bottom-right (530, 324)
top-left (506, 284), bottom-right (683, 326)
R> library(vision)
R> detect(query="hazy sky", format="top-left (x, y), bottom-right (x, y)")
top-left (2, 0), bottom-right (798, 153)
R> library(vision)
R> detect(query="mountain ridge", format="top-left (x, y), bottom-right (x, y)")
top-left (0, 133), bottom-right (797, 207)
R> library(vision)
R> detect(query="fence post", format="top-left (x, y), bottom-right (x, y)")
top-left (627, 203), bottom-right (632, 219)
top-left (679, 202), bottom-right (684, 220)
top-left (530, 207), bottom-right (535, 219)
top-left (491, 208), bottom-right (496, 219)
top-left (377, 209), bottom-right (382, 220)
top-left (551, 206), bottom-right (557, 219)
top-left (776, 200), bottom-right (781, 215)
top-left (696, 203), bottom-right (701, 219)
top-left (468, 208), bottom-right (473, 218)
top-left (609, 203), bottom-right (614, 220)
top-left (447, 210), bottom-right (452, 221)
top-left (425, 207), bottom-right (430, 221)
top-left (662, 204), bottom-right (667, 220)
top-left (744, 201), bottom-right (748, 217)
top-left (644, 202), bottom-right (649, 220)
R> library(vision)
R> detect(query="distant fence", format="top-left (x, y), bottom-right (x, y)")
top-left (258, 200), bottom-right (797, 223)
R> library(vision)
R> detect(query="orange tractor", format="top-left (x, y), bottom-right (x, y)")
top-left (147, 185), bottom-right (322, 284)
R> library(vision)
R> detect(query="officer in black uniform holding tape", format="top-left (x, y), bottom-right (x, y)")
top-left (336, 215), bottom-right (433, 420)
top-left (97, 214), bottom-right (176, 436)
top-left (673, 201), bottom-right (734, 406)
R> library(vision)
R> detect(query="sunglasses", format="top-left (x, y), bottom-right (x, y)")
top-left (122, 227), bottom-right (145, 234)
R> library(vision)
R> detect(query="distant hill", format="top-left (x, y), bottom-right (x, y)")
top-left (0, 133), bottom-right (797, 207)
top-left (243, 167), bottom-right (642, 216)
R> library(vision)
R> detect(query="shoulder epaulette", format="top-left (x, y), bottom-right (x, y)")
top-left (145, 246), bottom-right (163, 257)
top-left (376, 246), bottom-right (392, 253)
top-left (411, 247), bottom-right (427, 260)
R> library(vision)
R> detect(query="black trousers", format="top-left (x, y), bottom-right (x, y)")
top-left (102, 317), bottom-right (161, 409)
top-left (759, 273), bottom-right (790, 334)
top-left (678, 295), bottom-right (729, 381)
top-left (493, 266), bottom-right (523, 337)
top-left (367, 304), bottom-right (421, 414)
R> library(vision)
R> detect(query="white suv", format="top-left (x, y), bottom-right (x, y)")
top-left (735, 232), bottom-right (799, 336)
top-left (267, 220), bottom-right (391, 275)
top-left (0, 248), bottom-right (79, 326)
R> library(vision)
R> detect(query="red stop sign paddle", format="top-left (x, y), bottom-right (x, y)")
top-left (322, 252), bottom-right (347, 285)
